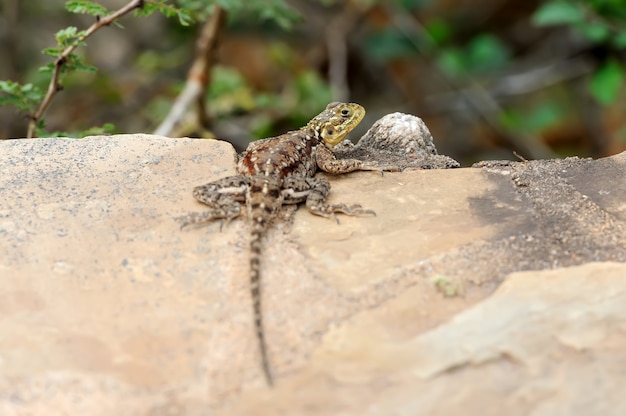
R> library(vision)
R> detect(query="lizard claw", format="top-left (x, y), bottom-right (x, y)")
top-left (175, 215), bottom-right (193, 230)
top-left (379, 165), bottom-right (401, 176)
top-left (362, 164), bottom-right (400, 176)
top-left (219, 217), bottom-right (235, 232)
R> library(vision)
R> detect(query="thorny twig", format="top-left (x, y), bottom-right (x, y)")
top-left (27, 0), bottom-right (146, 138)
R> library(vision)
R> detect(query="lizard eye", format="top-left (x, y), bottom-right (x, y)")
top-left (327, 129), bottom-right (334, 135)
top-left (341, 109), bottom-right (350, 116)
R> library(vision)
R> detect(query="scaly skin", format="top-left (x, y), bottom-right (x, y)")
top-left (178, 102), bottom-right (390, 386)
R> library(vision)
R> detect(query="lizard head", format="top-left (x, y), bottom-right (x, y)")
top-left (307, 102), bottom-right (365, 148)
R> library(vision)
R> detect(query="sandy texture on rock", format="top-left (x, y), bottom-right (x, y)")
top-left (223, 262), bottom-right (626, 416)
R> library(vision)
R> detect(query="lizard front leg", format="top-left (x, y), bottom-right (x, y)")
top-left (315, 143), bottom-right (399, 174)
top-left (177, 176), bottom-right (248, 228)
top-left (283, 176), bottom-right (375, 221)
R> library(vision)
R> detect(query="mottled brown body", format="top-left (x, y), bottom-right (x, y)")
top-left (178, 102), bottom-right (389, 386)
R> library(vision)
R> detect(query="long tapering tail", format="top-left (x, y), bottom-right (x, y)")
top-left (249, 227), bottom-right (273, 386)
top-left (246, 176), bottom-right (283, 386)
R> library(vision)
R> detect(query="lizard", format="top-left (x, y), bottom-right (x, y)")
top-left (177, 102), bottom-right (394, 386)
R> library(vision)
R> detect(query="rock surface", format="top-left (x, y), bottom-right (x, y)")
top-left (1, 134), bottom-right (626, 415)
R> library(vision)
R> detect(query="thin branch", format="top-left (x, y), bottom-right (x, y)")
top-left (195, 6), bottom-right (226, 131)
top-left (325, 3), bottom-right (372, 102)
top-left (492, 58), bottom-right (592, 97)
top-left (326, 14), bottom-right (351, 102)
top-left (153, 5), bottom-right (226, 137)
top-left (27, 0), bottom-right (145, 138)
top-left (427, 58), bottom-right (592, 110)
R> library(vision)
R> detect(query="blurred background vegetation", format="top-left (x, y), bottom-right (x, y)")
top-left (1, 0), bottom-right (625, 165)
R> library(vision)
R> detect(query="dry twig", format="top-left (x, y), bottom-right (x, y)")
top-left (153, 5), bottom-right (226, 137)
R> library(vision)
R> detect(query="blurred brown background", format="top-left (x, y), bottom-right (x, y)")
top-left (1, 0), bottom-right (625, 165)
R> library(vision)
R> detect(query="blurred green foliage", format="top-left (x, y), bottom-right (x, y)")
top-left (64, 1), bottom-right (108, 18)
top-left (533, 0), bottom-right (626, 105)
top-left (177, 0), bottom-right (298, 28)
top-left (501, 103), bottom-right (566, 136)
top-left (0, 81), bottom-right (43, 113)
top-left (366, 28), bottom-right (420, 62)
top-left (354, 0), bottom-right (624, 159)
top-left (1, 0), bottom-right (625, 159)
top-left (436, 34), bottom-right (512, 77)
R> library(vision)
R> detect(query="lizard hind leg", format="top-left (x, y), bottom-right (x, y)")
top-left (176, 176), bottom-right (248, 229)
top-left (301, 177), bottom-right (376, 222)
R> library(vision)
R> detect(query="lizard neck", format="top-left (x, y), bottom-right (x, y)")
top-left (302, 124), bottom-right (325, 148)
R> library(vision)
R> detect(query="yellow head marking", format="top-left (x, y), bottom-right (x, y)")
top-left (307, 102), bottom-right (365, 147)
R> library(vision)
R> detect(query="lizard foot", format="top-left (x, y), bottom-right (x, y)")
top-left (176, 211), bottom-right (239, 230)
top-left (359, 163), bottom-right (401, 176)
top-left (309, 203), bottom-right (376, 223)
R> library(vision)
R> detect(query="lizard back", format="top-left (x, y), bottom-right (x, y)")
top-left (237, 130), bottom-right (318, 180)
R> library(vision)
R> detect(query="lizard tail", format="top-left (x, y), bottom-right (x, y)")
top-left (250, 227), bottom-right (273, 386)
top-left (246, 176), bottom-right (283, 386)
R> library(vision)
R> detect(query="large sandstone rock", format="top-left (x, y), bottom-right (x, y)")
top-left (1, 135), bottom-right (625, 415)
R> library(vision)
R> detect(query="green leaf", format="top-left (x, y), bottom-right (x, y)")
top-left (500, 103), bottom-right (564, 134)
top-left (137, 1), bottom-right (194, 25)
top-left (38, 63), bottom-right (56, 73)
top-left (78, 122), bottom-right (116, 137)
top-left (291, 70), bottom-right (333, 122)
top-left (55, 26), bottom-right (79, 43)
top-left (397, 0), bottom-right (430, 11)
top-left (34, 119), bottom-right (48, 137)
top-left (64, 53), bottom-right (98, 73)
top-left (525, 102), bottom-right (563, 133)
top-left (467, 34), bottom-right (511, 73)
top-left (589, 59), bottom-right (624, 105)
top-left (436, 48), bottom-right (465, 78)
top-left (176, 10), bottom-right (193, 26)
top-left (500, 108), bottom-right (523, 131)
top-left (437, 34), bottom-right (510, 77)
top-left (532, 0), bottom-right (585, 26)
top-left (209, 65), bottom-right (249, 98)
top-left (42, 48), bottom-right (61, 57)
top-left (207, 66), bottom-right (256, 116)
top-left (250, 0), bottom-right (300, 30)
top-left (65, 0), bottom-right (109, 17)
top-left (135, 2), bottom-right (167, 18)
top-left (613, 30), bottom-right (626, 49)
top-left (424, 19), bottom-right (452, 46)
top-left (365, 29), bottom-right (419, 62)
top-left (576, 22), bottom-right (610, 42)
top-left (211, 0), bottom-right (299, 30)
top-left (0, 81), bottom-right (43, 112)
top-left (55, 27), bottom-right (87, 49)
